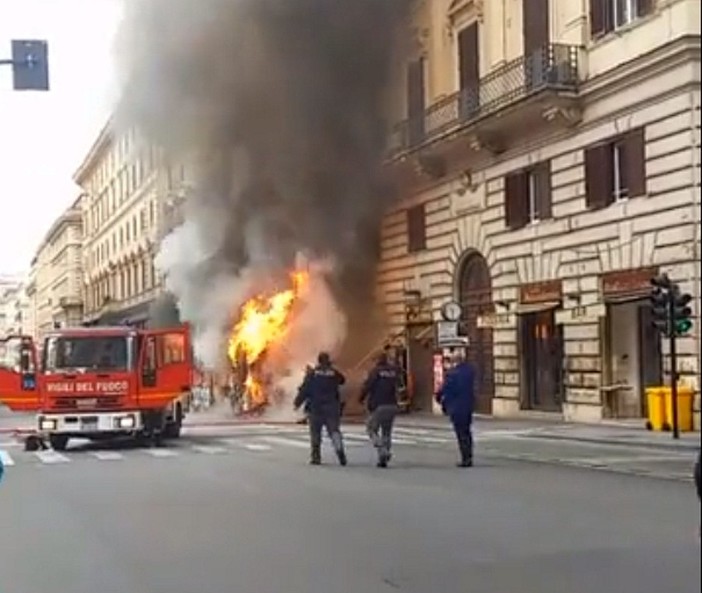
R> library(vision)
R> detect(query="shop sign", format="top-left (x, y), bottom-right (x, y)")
top-left (519, 280), bottom-right (563, 304)
top-left (601, 267), bottom-right (657, 297)
top-left (435, 321), bottom-right (468, 347)
top-left (476, 312), bottom-right (516, 328)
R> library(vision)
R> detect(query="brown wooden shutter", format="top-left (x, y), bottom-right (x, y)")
top-left (637, 0), bottom-right (654, 17)
top-left (535, 161), bottom-right (553, 220)
top-left (624, 128), bottom-right (647, 197)
top-left (505, 172), bottom-right (529, 230)
top-left (458, 24), bottom-right (480, 91)
top-left (407, 204), bottom-right (426, 253)
top-left (523, 0), bottom-right (550, 53)
top-left (590, 0), bottom-right (610, 38)
top-left (407, 59), bottom-right (426, 145)
top-left (584, 144), bottom-right (614, 210)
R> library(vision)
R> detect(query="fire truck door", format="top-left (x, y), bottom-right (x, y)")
top-left (138, 328), bottom-right (192, 408)
top-left (0, 336), bottom-right (40, 412)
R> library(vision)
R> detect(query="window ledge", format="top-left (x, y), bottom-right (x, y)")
top-left (588, 12), bottom-right (659, 49)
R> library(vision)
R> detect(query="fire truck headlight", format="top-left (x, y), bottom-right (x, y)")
top-left (39, 418), bottom-right (57, 431)
top-left (118, 415), bottom-right (135, 429)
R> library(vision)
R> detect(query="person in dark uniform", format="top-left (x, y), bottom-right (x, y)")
top-left (360, 352), bottom-right (400, 468)
top-left (294, 353), bottom-right (347, 466)
top-left (436, 350), bottom-right (476, 467)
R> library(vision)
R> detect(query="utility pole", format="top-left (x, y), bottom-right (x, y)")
top-left (0, 40), bottom-right (50, 91)
top-left (650, 273), bottom-right (694, 439)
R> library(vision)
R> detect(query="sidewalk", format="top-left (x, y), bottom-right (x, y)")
top-left (394, 413), bottom-right (700, 452)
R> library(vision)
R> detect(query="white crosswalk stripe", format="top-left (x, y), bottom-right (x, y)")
top-left (192, 445), bottom-right (228, 455)
top-left (1, 449), bottom-right (15, 466)
top-left (35, 450), bottom-right (71, 464)
top-left (260, 436), bottom-right (312, 449)
top-left (144, 449), bottom-right (180, 458)
top-left (91, 451), bottom-right (124, 461)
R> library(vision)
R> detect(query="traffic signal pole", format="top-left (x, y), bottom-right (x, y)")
top-left (668, 294), bottom-right (680, 439)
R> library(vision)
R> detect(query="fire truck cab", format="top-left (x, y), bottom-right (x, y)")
top-left (0, 325), bottom-right (193, 450)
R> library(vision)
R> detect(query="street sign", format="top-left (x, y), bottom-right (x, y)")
top-left (436, 321), bottom-right (468, 347)
top-left (476, 312), bottom-right (515, 328)
top-left (10, 40), bottom-right (49, 90)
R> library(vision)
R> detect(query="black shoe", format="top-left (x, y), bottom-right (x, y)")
top-left (309, 458), bottom-right (321, 466)
top-left (377, 455), bottom-right (389, 468)
top-left (457, 459), bottom-right (473, 468)
top-left (337, 449), bottom-right (347, 466)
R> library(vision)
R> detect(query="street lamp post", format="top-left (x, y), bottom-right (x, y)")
top-left (1, 39), bottom-right (49, 91)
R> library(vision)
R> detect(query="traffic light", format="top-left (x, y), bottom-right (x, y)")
top-left (11, 40), bottom-right (49, 90)
top-left (650, 274), bottom-right (672, 334)
top-left (672, 290), bottom-right (693, 336)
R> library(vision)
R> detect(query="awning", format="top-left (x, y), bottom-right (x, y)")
top-left (603, 292), bottom-right (649, 305)
top-left (514, 301), bottom-right (560, 315)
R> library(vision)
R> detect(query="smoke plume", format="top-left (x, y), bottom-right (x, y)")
top-left (115, 0), bottom-right (407, 373)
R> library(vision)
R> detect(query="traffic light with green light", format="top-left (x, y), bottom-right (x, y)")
top-left (672, 291), bottom-right (693, 336)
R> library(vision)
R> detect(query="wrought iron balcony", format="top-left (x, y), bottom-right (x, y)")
top-left (387, 44), bottom-right (582, 157)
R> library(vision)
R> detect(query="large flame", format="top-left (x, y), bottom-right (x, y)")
top-left (227, 271), bottom-right (308, 409)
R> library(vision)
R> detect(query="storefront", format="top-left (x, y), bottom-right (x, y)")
top-left (599, 267), bottom-right (662, 419)
top-left (516, 280), bottom-right (564, 412)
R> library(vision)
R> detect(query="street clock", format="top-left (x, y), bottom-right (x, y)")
top-left (440, 301), bottom-right (462, 322)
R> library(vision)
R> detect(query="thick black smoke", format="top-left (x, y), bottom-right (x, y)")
top-left (115, 0), bottom-right (408, 368)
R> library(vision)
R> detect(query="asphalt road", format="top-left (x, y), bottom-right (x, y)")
top-left (1, 425), bottom-right (700, 593)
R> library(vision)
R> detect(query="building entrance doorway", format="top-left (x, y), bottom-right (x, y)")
top-left (520, 308), bottom-right (563, 411)
top-left (457, 251), bottom-right (494, 414)
top-left (603, 299), bottom-right (662, 418)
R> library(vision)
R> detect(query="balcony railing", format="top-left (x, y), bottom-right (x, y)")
top-left (387, 43), bottom-right (582, 157)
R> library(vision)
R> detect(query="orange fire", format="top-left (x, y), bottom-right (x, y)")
top-left (227, 271), bottom-right (307, 408)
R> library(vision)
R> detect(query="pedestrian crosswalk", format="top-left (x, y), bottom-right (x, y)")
top-left (0, 426), bottom-right (459, 470)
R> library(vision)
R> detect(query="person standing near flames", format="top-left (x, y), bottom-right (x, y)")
top-left (294, 353), bottom-right (348, 466)
top-left (360, 352), bottom-right (400, 468)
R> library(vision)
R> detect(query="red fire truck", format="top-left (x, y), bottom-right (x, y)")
top-left (0, 324), bottom-right (193, 450)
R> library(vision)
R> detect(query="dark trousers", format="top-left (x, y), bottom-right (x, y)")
top-left (366, 404), bottom-right (398, 460)
top-left (308, 407), bottom-right (344, 458)
top-left (450, 413), bottom-right (473, 462)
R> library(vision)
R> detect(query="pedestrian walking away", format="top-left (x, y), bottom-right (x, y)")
top-left (360, 352), bottom-right (400, 468)
top-left (293, 352), bottom-right (347, 466)
top-left (436, 350), bottom-right (476, 467)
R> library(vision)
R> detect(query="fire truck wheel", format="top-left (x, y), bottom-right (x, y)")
top-left (49, 434), bottom-right (69, 451)
top-left (164, 421), bottom-right (182, 439)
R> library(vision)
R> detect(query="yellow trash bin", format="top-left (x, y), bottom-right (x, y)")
top-left (663, 386), bottom-right (695, 432)
top-left (645, 387), bottom-right (667, 431)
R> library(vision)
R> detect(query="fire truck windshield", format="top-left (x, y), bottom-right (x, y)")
top-left (43, 335), bottom-right (132, 373)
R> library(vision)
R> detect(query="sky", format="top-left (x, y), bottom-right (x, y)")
top-left (0, 0), bottom-right (122, 276)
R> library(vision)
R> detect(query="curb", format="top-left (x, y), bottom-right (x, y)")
top-left (531, 433), bottom-right (700, 452)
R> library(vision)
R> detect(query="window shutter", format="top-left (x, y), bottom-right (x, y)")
top-left (637, 0), bottom-right (654, 17)
top-left (535, 161), bottom-right (553, 220)
top-left (584, 144), bottom-right (614, 210)
top-left (624, 128), bottom-right (646, 197)
top-left (505, 172), bottom-right (529, 230)
top-left (407, 204), bottom-right (426, 253)
top-left (590, 0), bottom-right (609, 38)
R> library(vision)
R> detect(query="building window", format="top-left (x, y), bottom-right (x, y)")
top-left (406, 204), bottom-right (427, 253)
top-left (584, 128), bottom-right (646, 210)
top-left (590, 0), bottom-right (654, 38)
top-left (504, 161), bottom-right (552, 230)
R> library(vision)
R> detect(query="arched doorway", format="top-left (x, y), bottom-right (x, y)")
top-left (457, 251), bottom-right (495, 414)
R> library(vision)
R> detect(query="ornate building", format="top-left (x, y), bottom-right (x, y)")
top-left (380, 0), bottom-right (700, 426)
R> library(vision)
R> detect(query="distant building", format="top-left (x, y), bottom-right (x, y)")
top-left (73, 119), bottom-right (163, 327)
top-left (26, 198), bottom-right (84, 342)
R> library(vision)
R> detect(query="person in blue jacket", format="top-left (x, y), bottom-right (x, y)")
top-left (436, 350), bottom-right (476, 467)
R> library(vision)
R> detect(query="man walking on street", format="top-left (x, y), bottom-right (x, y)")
top-left (294, 352), bottom-right (347, 466)
top-left (360, 352), bottom-right (400, 468)
top-left (436, 350), bottom-right (476, 467)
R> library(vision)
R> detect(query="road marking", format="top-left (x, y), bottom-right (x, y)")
top-left (244, 443), bottom-right (273, 452)
top-left (260, 436), bottom-right (310, 449)
top-left (389, 437), bottom-right (418, 445)
top-left (35, 450), bottom-right (71, 464)
top-left (0, 440), bottom-right (21, 449)
top-left (395, 428), bottom-right (431, 436)
top-left (91, 451), bottom-right (124, 461)
top-left (192, 445), bottom-right (228, 455)
top-left (414, 436), bottom-right (451, 444)
top-left (0, 449), bottom-right (15, 466)
top-left (144, 449), bottom-right (179, 458)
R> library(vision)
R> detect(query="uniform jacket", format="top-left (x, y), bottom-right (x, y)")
top-left (436, 361), bottom-right (476, 418)
top-left (294, 364), bottom-right (346, 413)
top-left (360, 362), bottom-right (400, 412)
